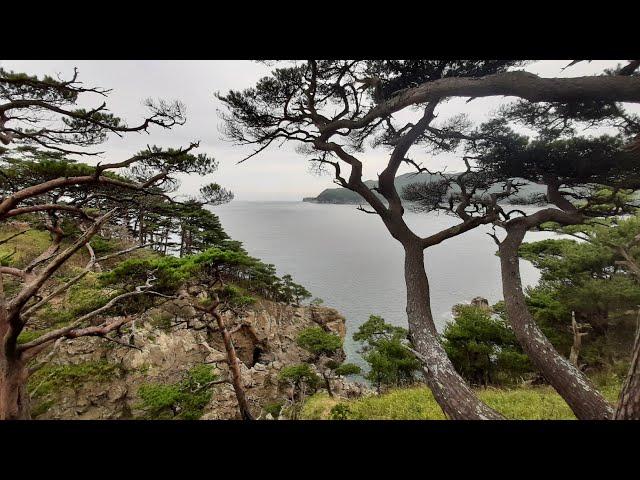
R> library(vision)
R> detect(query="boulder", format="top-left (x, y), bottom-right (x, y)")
top-left (470, 296), bottom-right (491, 312)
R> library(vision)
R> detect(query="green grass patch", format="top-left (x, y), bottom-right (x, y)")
top-left (17, 328), bottom-right (51, 345)
top-left (263, 401), bottom-right (285, 418)
top-left (89, 236), bottom-right (121, 255)
top-left (0, 227), bottom-right (52, 267)
top-left (478, 387), bottom-right (574, 419)
top-left (29, 273), bottom-right (115, 327)
top-left (31, 399), bottom-right (55, 418)
top-left (67, 274), bottom-right (112, 315)
top-left (300, 381), bottom-right (623, 420)
top-left (136, 365), bottom-right (218, 420)
top-left (28, 361), bottom-right (123, 399)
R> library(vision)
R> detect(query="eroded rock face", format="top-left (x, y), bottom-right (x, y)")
top-left (34, 300), bottom-right (351, 420)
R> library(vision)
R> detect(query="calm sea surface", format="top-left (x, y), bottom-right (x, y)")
top-left (214, 201), bottom-right (556, 364)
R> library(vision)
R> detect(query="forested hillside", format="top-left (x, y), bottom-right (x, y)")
top-left (303, 172), bottom-right (547, 205)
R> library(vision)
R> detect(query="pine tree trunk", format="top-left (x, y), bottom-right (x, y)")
top-left (404, 243), bottom-right (504, 419)
top-left (179, 225), bottom-right (185, 258)
top-left (322, 371), bottom-right (333, 397)
top-left (163, 227), bottom-right (170, 254)
top-left (138, 209), bottom-right (145, 245)
top-left (0, 357), bottom-right (30, 420)
top-left (499, 226), bottom-right (614, 420)
top-left (211, 311), bottom-right (254, 420)
top-left (615, 319), bottom-right (640, 419)
top-left (186, 230), bottom-right (192, 256)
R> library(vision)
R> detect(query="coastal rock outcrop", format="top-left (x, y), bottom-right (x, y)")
top-left (32, 300), bottom-right (359, 420)
top-left (470, 296), bottom-right (491, 312)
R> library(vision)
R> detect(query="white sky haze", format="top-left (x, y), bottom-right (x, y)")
top-left (0, 60), bottom-right (634, 201)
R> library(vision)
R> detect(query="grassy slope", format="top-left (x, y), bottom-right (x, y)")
top-left (1, 224), bottom-right (157, 339)
top-left (0, 226), bottom-right (53, 267)
top-left (301, 380), bottom-right (622, 420)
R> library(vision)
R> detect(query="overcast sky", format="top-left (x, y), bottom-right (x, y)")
top-left (0, 60), bottom-right (635, 201)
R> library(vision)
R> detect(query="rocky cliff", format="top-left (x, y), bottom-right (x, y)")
top-left (31, 300), bottom-right (365, 420)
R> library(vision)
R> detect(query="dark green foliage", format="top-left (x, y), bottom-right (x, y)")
top-left (280, 274), bottom-right (312, 305)
top-left (137, 384), bottom-right (182, 419)
top-left (466, 77), bottom-right (640, 192)
top-left (296, 327), bottom-right (342, 355)
top-left (333, 363), bottom-right (361, 376)
top-left (0, 152), bottom-right (105, 189)
top-left (200, 182), bottom-right (234, 205)
top-left (89, 236), bottom-right (120, 255)
top-left (137, 365), bottom-right (218, 420)
top-left (169, 199), bottom-right (230, 256)
top-left (67, 281), bottom-right (113, 317)
top-left (263, 401), bottom-right (284, 418)
top-left (294, 327), bottom-right (357, 396)
top-left (473, 127), bottom-right (637, 191)
top-left (99, 255), bottom-right (190, 294)
top-left (101, 245), bottom-right (310, 305)
top-left (278, 363), bottom-right (321, 391)
top-left (28, 361), bottom-right (123, 399)
top-left (517, 214), bottom-right (640, 368)
top-left (352, 314), bottom-right (408, 344)
top-left (365, 60), bottom-right (527, 101)
top-left (329, 403), bottom-right (351, 420)
top-left (521, 223), bottom-right (640, 324)
top-left (442, 305), bottom-right (532, 386)
top-left (219, 284), bottom-right (255, 309)
top-left (353, 315), bottom-right (421, 391)
top-left (0, 147), bottom-right (234, 272)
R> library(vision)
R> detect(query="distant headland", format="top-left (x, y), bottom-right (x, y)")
top-left (303, 172), bottom-right (546, 205)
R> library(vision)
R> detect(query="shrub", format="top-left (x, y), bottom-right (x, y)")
top-left (67, 279), bottom-right (112, 317)
top-left (89, 236), bottom-right (120, 255)
top-left (263, 401), bottom-right (284, 418)
top-left (333, 363), bottom-right (361, 377)
top-left (137, 365), bottom-right (218, 420)
top-left (442, 305), bottom-right (532, 386)
top-left (296, 327), bottom-right (342, 356)
top-left (28, 361), bottom-right (122, 399)
top-left (329, 403), bottom-right (351, 420)
top-left (279, 363), bottom-right (321, 391)
top-left (101, 246), bottom-right (310, 305)
top-left (353, 315), bottom-right (421, 392)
